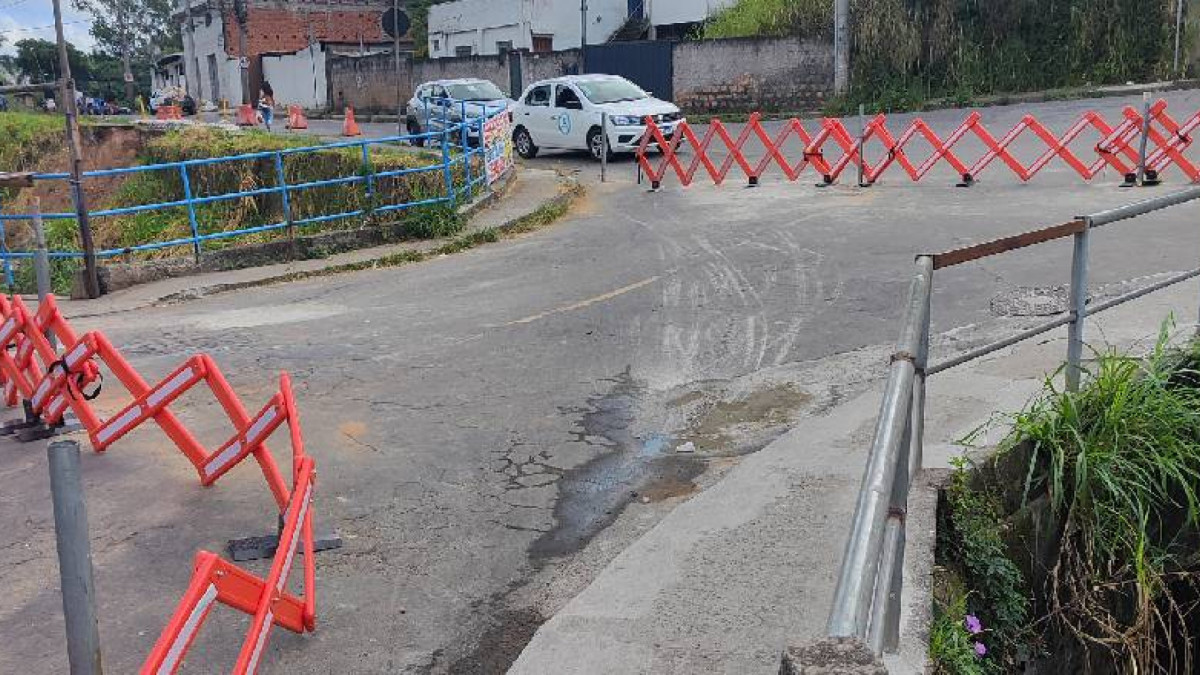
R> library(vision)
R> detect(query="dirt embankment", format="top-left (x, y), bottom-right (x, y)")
top-left (6, 125), bottom-right (144, 247)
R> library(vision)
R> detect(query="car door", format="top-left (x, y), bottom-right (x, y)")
top-left (518, 84), bottom-right (554, 147)
top-left (551, 84), bottom-right (590, 150)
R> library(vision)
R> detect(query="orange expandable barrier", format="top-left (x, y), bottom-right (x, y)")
top-left (236, 103), bottom-right (258, 127)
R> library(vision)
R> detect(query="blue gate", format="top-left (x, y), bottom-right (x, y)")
top-left (584, 41), bottom-right (673, 101)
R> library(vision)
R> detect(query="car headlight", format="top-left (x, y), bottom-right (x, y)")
top-left (610, 115), bottom-right (642, 126)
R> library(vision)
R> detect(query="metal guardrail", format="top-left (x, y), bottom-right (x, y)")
top-left (827, 185), bottom-right (1200, 654)
top-left (0, 98), bottom-right (508, 285)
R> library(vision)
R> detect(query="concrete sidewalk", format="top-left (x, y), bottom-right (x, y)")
top-left (59, 167), bottom-right (574, 319)
top-left (509, 275), bottom-right (1200, 675)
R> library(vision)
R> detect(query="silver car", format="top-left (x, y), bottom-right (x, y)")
top-left (406, 78), bottom-right (513, 146)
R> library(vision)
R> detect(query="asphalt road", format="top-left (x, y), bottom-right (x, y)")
top-left (3, 91), bottom-right (1200, 673)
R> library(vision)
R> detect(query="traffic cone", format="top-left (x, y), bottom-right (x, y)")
top-left (286, 104), bottom-right (309, 130)
top-left (236, 103), bottom-right (257, 127)
top-left (343, 107), bottom-right (361, 137)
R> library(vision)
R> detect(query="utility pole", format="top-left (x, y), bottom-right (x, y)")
top-left (52, 0), bottom-right (101, 299)
top-left (234, 0), bottom-right (251, 105)
top-left (833, 0), bottom-right (850, 95)
top-left (119, 0), bottom-right (134, 105)
top-left (393, 0), bottom-right (403, 137)
top-left (184, 0), bottom-right (201, 100)
top-left (580, 0), bottom-right (588, 71)
top-left (1174, 0), bottom-right (1186, 78)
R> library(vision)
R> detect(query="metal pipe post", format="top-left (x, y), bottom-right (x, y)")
top-left (31, 197), bottom-right (52, 302)
top-left (179, 166), bottom-right (202, 263)
top-left (1066, 230), bottom-right (1090, 392)
top-left (48, 440), bottom-right (103, 675)
top-left (1135, 93), bottom-right (1152, 186)
top-left (393, 0), bottom-right (404, 137)
top-left (273, 152), bottom-right (295, 248)
top-left (828, 255), bottom-right (933, 638)
top-left (857, 103), bottom-right (867, 187)
top-left (601, 112), bottom-right (609, 183)
top-left (442, 128), bottom-right (455, 207)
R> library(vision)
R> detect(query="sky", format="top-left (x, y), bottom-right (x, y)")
top-left (0, 0), bottom-right (97, 56)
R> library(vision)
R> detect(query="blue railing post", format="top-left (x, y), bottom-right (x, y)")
top-left (179, 165), bottom-right (202, 262)
top-left (360, 142), bottom-right (376, 211)
top-left (273, 152), bottom-right (295, 248)
top-left (460, 101), bottom-right (472, 199)
top-left (442, 126), bottom-right (455, 208)
top-left (424, 98), bottom-right (432, 137)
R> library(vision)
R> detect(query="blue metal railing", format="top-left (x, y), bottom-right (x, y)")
top-left (0, 98), bottom-right (510, 286)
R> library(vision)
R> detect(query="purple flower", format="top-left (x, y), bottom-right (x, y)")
top-left (973, 641), bottom-right (987, 657)
top-left (964, 614), bottom-right (982, 635)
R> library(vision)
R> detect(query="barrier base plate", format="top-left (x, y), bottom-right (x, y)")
top-left (227, 532), bottom-right (343, 562)
top-left (0, 418), bottom-right (40, 435)
top-left (15, 420), bottom-right (82, 442)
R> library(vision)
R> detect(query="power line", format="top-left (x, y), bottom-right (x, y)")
top-left (0, 19), bottom-right (87, 35)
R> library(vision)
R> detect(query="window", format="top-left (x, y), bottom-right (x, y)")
top-left (496, 40), bottom-right (512, 55)
top-left (532, 35), bottom-right (552, 53)
top-left (446, 81), bottom-right (505, 101)
top-left (555, 85), bottom-right (581, 109)
top-left (432, 39), bottom-right (440, 51)
top-left (205, 12), bottom-right (212, 26)
top-left (455, 46), bottom-right (473, 57)
top-left (576, 77), bottom-right (647, 104)
top-left (524, 84), bottom-right (550, 107)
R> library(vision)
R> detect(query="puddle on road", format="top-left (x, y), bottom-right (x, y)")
top-left (529, 368), bottom-right (704, 560)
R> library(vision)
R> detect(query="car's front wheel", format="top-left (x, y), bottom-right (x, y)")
top-left (514, 126), bottom-right (538, 159)
top-left (587, 127), bottom-right (612, 162)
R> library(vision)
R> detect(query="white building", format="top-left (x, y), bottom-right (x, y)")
top-left (152, 53), bottom-right (187, 93)
top-left (426, 0), bottom-right (736, 57)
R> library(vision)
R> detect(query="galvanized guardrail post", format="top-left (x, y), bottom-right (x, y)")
top-left (1066, 226), bottom-right (1090, 391)
top-left (48, 439), bottom-right (103, 674)
top-left (442, 125), bottom-right (455, 208)
top-left (461, 101), bottom-right (472, 197)
top-left (178, 165), bottom-right (202, 263)
top-left (828, 255), bottom-right (933, 639)
top-left (273, 151), bottom-right (296, 252)
top-left (1134, 92), bottom-right (1152, 187)
top-left (601, 112), bottom-right (609, 183)
top-left (857, 104), bottom-right (867, 188)
top-left (359, 143), bottom-right (376, 207)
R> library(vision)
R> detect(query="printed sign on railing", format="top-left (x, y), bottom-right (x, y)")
top-left (485, 113), bottom-right (514, 185)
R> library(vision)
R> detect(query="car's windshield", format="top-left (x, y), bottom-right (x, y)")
top-left (575, 78), bottom-right (647, 104)
top-left (446, 81), bottom-right (505, 101)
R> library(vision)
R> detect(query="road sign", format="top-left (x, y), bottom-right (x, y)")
top-left (383, 8), bottom-right (410, 38)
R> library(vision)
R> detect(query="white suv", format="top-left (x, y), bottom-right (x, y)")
top-left (512, 74), bottom-right (684, 161)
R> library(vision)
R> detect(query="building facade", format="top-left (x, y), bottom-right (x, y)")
top-left (426, 0), bottom-right (737, 57)
top-left (427, 0), bottom-right (628, 58)
top-left (174, 0), bottom-right (412, 109)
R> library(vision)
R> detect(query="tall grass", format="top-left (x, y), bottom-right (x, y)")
top-left (996, 319), bottom-right (1200, 671)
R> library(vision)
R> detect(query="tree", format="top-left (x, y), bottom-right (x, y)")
top-left (14, 38), bottom-right (90, 84)
top-left (71, 0), bottom-right (181, 102)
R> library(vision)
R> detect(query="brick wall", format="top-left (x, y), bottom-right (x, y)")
top-left (225, 7), bottom-right (388, 57)
top-left (672, 37), bottom-right (833, 115)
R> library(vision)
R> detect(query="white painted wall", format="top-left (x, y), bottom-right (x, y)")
top-left (428, 0), bottom-right (627, 58)
top-left (263, 46), bottom-right (328, 109)
top-left (646, 0), bottom-right (736, 26)
top-left (182, 6), bottom-right (246, 105)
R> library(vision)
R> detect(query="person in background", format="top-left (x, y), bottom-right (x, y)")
top-left (258, 81), bottom-right (276, 131)
top-left (44, 97), bottom-right (56, 113)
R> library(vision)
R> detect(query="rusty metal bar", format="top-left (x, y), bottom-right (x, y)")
top-left (930, 220), bottom-right (1085, 270)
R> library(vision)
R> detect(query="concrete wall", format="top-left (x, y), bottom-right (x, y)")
top-left (263, 46), bottom-right (328, 109)
top-left (428, 0), bottom-right (626, 57)
top-left (672, 37), bottom-right (833, 114)
top-left (329, 49), bottom-right (583, 112)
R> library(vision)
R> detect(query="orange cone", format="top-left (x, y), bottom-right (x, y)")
top-left (236, 103), bottom-right (258, 127)
top-left (342, 107), bottom-right (361, 137)
top-left (286, 104), bottom-right (309, 130)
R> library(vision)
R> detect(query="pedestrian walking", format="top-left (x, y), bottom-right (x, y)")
top-left (258, 81), bottom-right (276, 131)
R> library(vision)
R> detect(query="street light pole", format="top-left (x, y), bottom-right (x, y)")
top-left (51, 0), bottom-right (100, 299)
top-left (833, 0), bottom-right (850, 95)
top-left (1174, 0), bottom-right (1186, 78)
top-left (234, 0), bottom-right (251, 105)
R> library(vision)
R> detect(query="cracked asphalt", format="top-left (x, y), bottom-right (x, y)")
top-left (3, 90), bottom-right (1200, 673)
